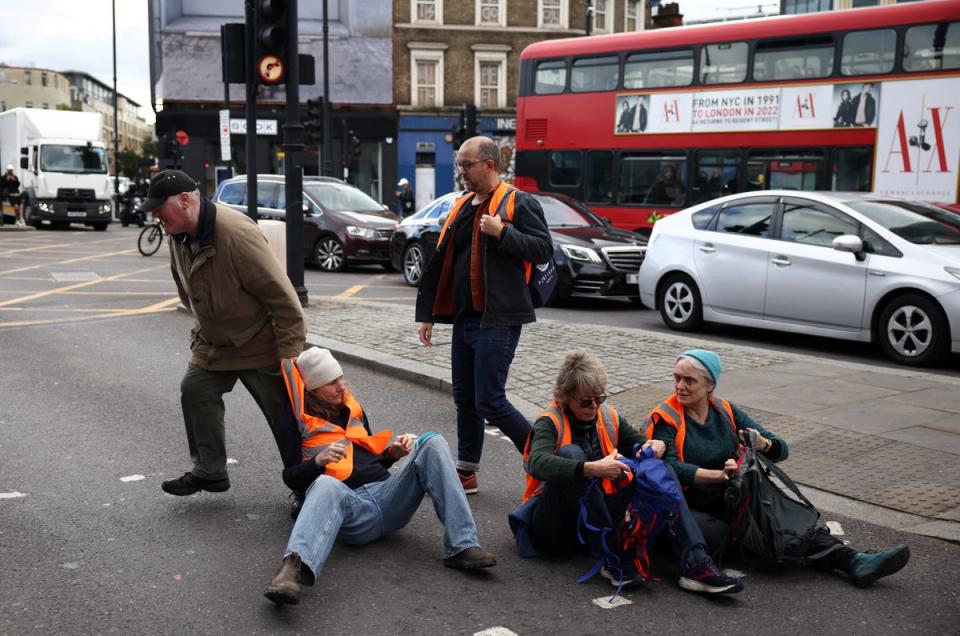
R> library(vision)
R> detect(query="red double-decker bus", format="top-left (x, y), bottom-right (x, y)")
top-left (514, 1), bottom-right (960, 233)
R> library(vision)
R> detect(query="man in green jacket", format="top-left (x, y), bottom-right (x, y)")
top-left (140, 170), bottom-right (306, 497)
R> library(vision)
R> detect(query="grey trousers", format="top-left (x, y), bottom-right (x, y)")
top-left (179, 362), bottom-right (286, 480)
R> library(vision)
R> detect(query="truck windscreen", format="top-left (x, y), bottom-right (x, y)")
top-left (40, 145), bottom-right (108, 174)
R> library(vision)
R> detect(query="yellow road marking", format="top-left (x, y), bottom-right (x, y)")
top-left (0, 248), bottom-right (136, 276)
top-left (0, 262), bottom-right (160, 308)
top-left (0, 242), bottom-right (71, 255)
top-left (0, 303), bottom-right (179, 328)
top-left (336, 284), bottom-right (366, 298)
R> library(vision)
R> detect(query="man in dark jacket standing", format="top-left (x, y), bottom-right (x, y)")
top-left (416, 136), bottom-right (553, 494)
top-left (139, 170), bottom-right (306, 497)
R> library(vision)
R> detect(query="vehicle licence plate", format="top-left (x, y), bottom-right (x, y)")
top-left (626, 274), bottom-right (638, 284)
top-left (67, 212), bottom-right (87, 217)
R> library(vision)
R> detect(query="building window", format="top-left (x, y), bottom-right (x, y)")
top-left (413, 0), bottom-right (442, 24)
top-left (410, 47), bottom-right (446, 107)
top-left (0, 101), bottom-right (5, 111)
top-left (593, 0), bottom-right (610, 34)
top-left (474, 50), bottom-right (508, 109)
top-left (24, 71), bottom-right (32, 86)
top-left (781, 0), bottom-right (830, 14)
top-left (42, 103), bottom-right (49, 109)
top-left (41, 72), bottom-right (48, 87)
top-left (539, 0), bottom-right (567, 28)
top-left (625, 0), bottom-right (642, 31)
top-left (477, 0), bottom-right (505, 26)
top-left (25, 101), bottom-right (33, 108)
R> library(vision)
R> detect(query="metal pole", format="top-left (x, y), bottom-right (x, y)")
top-left (245, 0), bottom-right (258, 221)
top-left (321, 0), bottom-right (332, 177)
top-left (585, 0), bottom-right (593, 36)
top-left (284, 0), bottom-right (308, 305)
top-left (112, 0), bottom-right (119, 220)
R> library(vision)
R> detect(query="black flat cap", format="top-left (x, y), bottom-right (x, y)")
top-left (138, 170), bottom-right (198, 212)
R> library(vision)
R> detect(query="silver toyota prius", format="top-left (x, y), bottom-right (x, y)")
top-left (637, 191), bottom-right (960, 366)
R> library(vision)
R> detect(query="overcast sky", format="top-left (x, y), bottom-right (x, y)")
top-left (0, 0), bottom-right (777, 126)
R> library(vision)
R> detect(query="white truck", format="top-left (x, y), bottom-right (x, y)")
top-left (0, 108), bottom-right (113, 230)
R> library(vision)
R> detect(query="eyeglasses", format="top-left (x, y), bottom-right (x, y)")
top-left (574, 394), bottom-right (607, 408)
top-left (454, 159), bottom-right (483, 171)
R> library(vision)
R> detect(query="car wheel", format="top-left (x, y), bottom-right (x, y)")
top-left (314, 236), bottom-right (346, 272)
top-left (402, 242), bottom-right (424, 287)
top-left (877, 294), bottom-right (948, 366)
top-left (23, 199), bottom-right (41, 228)
top-left (658, 273), bottom-right (703, 331)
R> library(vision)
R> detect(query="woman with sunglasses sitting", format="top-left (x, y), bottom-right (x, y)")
top-left (514, 350), bottom-right (743, 594)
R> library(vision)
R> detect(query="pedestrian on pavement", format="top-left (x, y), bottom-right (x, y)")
top-left (264, 347), bottom-right (496, 606)
top-left (511, 350), bottom-right (743, 594)
top-left (647, 349), bottom-right (910, 588)
top-left (139, 169), bottom-right (306, 499)
top-left (3, 165), bottom-right (24, 227)
top-left (416, 136), bottom-right (554, 495)
top-left (395, 177), bottom-right (415, 217)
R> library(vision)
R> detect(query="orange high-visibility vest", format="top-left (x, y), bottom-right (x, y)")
top-left (520, 400), bottom-right (628, 504)
top-left (436, 181), bottom-right (535, 283)
top-left (281, 358), bottom-right (393, 482)
top-left (643, 394), bottom-right (736, 463)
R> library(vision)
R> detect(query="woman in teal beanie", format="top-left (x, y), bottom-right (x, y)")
top-left (645, 348), bottom-right (910, 588)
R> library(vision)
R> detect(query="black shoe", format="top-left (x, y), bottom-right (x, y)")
top-left (849, 544), bottom-right (910, 588)
top-left (161, 472), bottom-right (230, 496)
top-left (290, 491), bottom-right (305, 520)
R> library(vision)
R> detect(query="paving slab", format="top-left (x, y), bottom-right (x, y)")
top-left (802, 398), bottom-right (946, 434)
top-left (879, 425), bottom-right (960, 455)
top-left (892, 387), bottom-right (960, 416)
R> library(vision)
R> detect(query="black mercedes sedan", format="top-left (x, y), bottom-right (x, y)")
top-left (388, 191), bottom-right (647, 304)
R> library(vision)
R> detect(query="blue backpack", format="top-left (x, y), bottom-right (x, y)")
top-left (576, 445), bottom-right (684, 592)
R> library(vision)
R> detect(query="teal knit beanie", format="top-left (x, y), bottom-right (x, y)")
top-left (680, 349), bottom-right (722, 386)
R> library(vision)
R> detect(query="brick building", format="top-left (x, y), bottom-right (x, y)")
top-left (394, 0), bottom-right (649, 209)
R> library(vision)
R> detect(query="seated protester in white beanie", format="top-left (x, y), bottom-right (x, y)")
top-left (265, 347), bottom-right (496, 606)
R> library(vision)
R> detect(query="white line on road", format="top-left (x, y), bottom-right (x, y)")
top-left (826, 520), bottom-right (845, 536)
top-left (227, 458), bottom-right (238, 464)
top-left (0, 491), bottom-right (27, 499)
top-left (474, 628), bottom-right (519, 636)
top-left (119, 474), bottom-right (145, 482)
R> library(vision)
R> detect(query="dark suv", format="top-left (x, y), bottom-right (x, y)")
top-left (213, 174), bottom-right (399, 271)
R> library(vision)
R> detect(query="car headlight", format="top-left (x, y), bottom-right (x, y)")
top-left (560, 244), bottom-right (601, 263)
top-left (946, 266), bottom-right (960, 282)
top-left (37, 202), bottom-right (53, 213)
top-left (346, 225), bottom-right (377, 239)
top-left (100, 202), bottom-right (112, 213)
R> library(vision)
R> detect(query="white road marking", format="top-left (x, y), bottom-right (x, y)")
top-left (483, 430), bottom-right (500, 436)
top-left (119, 474), bottom-right (145, 482)
top-left (592, 595), bottom-right (633, 609)
top-left (0, 491), bottom-right (27, 499)
top-left (226, 458), bottom-right (238, 464)
top-left (826, 521), bottom-right (845, 536)
top-left (474, 628), bottom-right (519, 636)
top-left (724, 568), bottom-right (748, 578)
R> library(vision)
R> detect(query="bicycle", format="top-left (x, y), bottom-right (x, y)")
top-left (137, 221), bottom-right (165, 256)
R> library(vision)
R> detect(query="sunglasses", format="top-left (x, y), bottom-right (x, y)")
top-left (574, 394), bottom-right (607, 408)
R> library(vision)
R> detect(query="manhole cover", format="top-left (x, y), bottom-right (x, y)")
top-left (50, 272), bottom-right (101, 282)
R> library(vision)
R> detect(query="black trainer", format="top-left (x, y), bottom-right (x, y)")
top-left (161, 472), bottom-right (230, 496)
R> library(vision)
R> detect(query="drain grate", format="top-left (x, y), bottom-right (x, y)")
top-left (50, 271), bottom-right (101, 282)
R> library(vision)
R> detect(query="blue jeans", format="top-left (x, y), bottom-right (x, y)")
top-left (284, 434), bottom-right (480, 583)
top-left (451, 318), bottom-right (531, 472)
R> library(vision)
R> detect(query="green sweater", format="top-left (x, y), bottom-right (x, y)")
top-left (527, 407), bottom-right (648, 484)
top-left (651, 401), bottom-right (787, 488)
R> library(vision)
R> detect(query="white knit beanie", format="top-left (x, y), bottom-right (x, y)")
top-left (297, 347), bottom-right (343, 390)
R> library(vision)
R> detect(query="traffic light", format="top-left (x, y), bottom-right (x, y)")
top-left (254, 0), bottom-right (288, 85)
top-left (342, 131), bottom-right (361, 165)
top-left (449, 109), bottom-right (467, 150)
top-left (304, 97), bottom-right (324, 144)
top-left (464, 103), bottom-right (478, 138)
top-left (159, 132), bottom-right (182, 163)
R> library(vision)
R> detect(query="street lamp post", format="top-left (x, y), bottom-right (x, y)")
top-left (112, 0), bottom-right (120, 220)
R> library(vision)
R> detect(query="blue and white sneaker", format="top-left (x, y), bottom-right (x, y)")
top-left (679, 558), bottom-right (744, 594)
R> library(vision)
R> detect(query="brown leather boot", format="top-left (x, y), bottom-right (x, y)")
top-left (264, 554), bottom-right (302, 605)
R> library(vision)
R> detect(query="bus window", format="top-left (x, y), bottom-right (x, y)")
top-left (841, 29), bottom-right (896, 76)
top-left (746, 151), bottom-right (824, 192)
top-left (904, 22), bottom-right (960, 72)
top-left (754, 36), bottom-right (834, 81)
top-left (700, 42), bottom-right (748, 85)
top-left (571, 56), bottom-right (619, 92)
top-left (550, 151), bottom-right (582, 186)
top-left (832, 147), bottom-right (872, 191)
top-left (624, 49), bottom-right (694, 88)
top-left (535, 60), bottom-right (567, 94)
top-left (692, 151), bottom-right (739, 204)
top-left (586, 150), bottom-right (613, 203)
top-left (618, 154), bottom-right (687, 206)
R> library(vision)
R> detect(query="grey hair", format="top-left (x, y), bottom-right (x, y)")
top-left (472, 136), bottom-right (500, 165)
top-left (553, 350), bottom-right (608, 403)
top-left (676, 354), bottom-right (715, 390)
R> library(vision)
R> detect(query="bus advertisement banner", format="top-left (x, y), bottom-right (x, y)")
top-left (873, 77), bottom-right (960, 203)
top-left (616, 82), bottom-right (884, 134)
